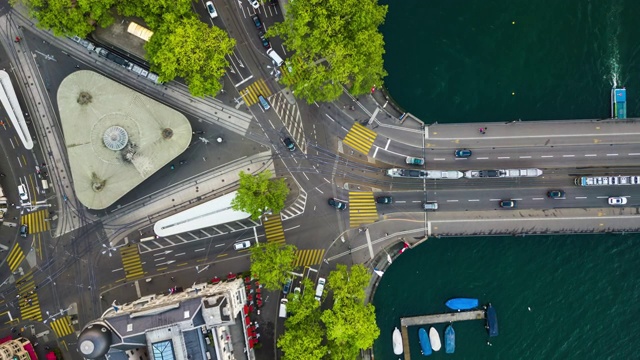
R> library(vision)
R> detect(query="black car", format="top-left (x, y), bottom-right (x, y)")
top-left (252, 15), bottom-right (263, 31)
top-left (376, 196), bottom-right (393, 204)
top-left (258, 31), bottom-right (271, 49)
top-left (282, 137), bottom-right (295, 151)
top-left (547, 190), bottom-right (565, 199)
top-left (328, 198), bottom-right (347, 210)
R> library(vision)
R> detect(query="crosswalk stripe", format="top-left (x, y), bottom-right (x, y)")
top-left (343, 123), bottom-right (377, 155)
top-left (15, 272), bottom-right (42, 322)
top-left (263, 215), bottom-right (286, 245)
top-left (7, 244), bottom-right (25, 272)
top-left (241, 78), bottom-right (273, 106)
top-left (348, 192), bottom-right (378, 227)
top-left (120, 244), bottom-right (145, 281)
top-left (51, 316), bottom-right (74, 337)
top-left (293, 249), bottom-right (325, 267)
top-left (21, 210), bottom-right (50, 234)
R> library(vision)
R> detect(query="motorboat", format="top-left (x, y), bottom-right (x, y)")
top-left (429, 327), bottom-right (441, 351)
top-left (392, 327), bottom-right (403, 355)
top-left (418, 328), bottom-right (432, 356)
top-left (445, 298), bottom-right (479, 311)
top-left (445, 324), bottom-right (455, 354)
top-left (486, 303), bottom-right (499, 337)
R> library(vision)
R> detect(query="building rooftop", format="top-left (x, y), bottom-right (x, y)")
top-left (57, 71), bottom-right (191, 209)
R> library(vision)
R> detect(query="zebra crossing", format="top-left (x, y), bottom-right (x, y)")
top-left (240, 78), bottom-right (273, 106)
top-left (16, 272), bottom-right (42, 322)
top-left (120, 244), bottom-right (145, 281)
top-left (263, 214), bottom-right (286, 245)
top-left (270, 91), bottom-right (307, 154)
top-left (281, 189), bottom-right (307, 221)
top-left (293, 249), bottom-right (325, 267)
top-left (20, 209), bottom-right (50, 234)
top-left (348, 192), bottom-right (379, 228)
top-left (343, 123), bottom-right (377, 155)
top-left (50, 316), bottom-right (75, 338)
top-left (6, 244), bottom-right (25, 272)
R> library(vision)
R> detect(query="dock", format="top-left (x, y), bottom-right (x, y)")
top-left (399, 310), bottom-right (485, 360)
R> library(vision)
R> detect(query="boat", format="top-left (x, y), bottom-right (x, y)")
top-left (373, 268), bottom-right (385, 277)
top-left (392, 327), bottom-right (403, 355)
top-left (612, 88), bottom-right (627, 119)
top-left (445, 324), bottom-right (455, 354)
top-left (486, 303), bottom-right (499, 337)
top-left (418, 328), bottom-right (432, 356)
top-left (464, 168), bottom-right (542, 179)
top-left (429, 327), bottom-right (441, 351)
top-left (445, 298), bottom-right (479, 311)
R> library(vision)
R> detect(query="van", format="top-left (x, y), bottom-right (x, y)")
top-left (267, 49), bottom-right (284, 67)
top-left (233, 240), bottom-right (251, 250)
top-left (41, 179), bottom-right (49, 191)
top-left (422, 202), bottom-right (438, 211)
top-left (314, 277), bottom-right (326, 302)
top-left (279, 298), bottom-right (288, 318)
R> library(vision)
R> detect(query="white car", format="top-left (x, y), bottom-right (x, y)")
top-left (18, 184), bottom-right (28, 201)
top-left (248, 0), bottom-right (260, 9)
top-left (608, 196), bottom-right (627, 206)
top-left (205, 1), bottom-right (218, 18)
top-left (233, 240), bottom-right (251, 250)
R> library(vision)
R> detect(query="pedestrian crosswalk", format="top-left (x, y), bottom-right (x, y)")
top-left (263, 215), bottom-right (286, 245)
top-left (281, 189), bottom-right (307, 221)
top-left (240, 78), bottom-right (273, 106)
top-left (279, 58), bottom-right (303, 85)
top-left (270, 91), bottom-right (307, 154)
top-left (120, 244), bottom-right (144, 281)
top-left (343, 123), bottom-right (377, 155)
top-left (51, 316), bottom-right (74, 338)
top-left (348, 192), bottom-right (379, 228)
top-left (7, 244), bottom-right (25, 272)
top-left (21, 210), bottom-right (50, 234)
top-left (293, 249), bottom-right (325, 267)
top-left (16, 272), bottom-right (42, 322)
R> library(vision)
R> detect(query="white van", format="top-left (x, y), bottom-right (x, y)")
top-left (422, 202), bottom-right (438, 211)
top-left (279, 298), bottom-right (288, 318)
top-left (314, 277), bottom-right (326, 302)
top-left (267, 49), bottom-right (284, 67)
top-left (41, 179), bottom-right (49, 191)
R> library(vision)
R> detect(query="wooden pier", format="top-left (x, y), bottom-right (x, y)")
top-left (399, 310), bottom-right (485, 360)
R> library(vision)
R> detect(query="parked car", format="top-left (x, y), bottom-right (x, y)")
top-left (608, 196), bottom-right (627, 205)
top-left (499, 200), bottom-right (517, 208)
top-left (283, 278), bottom-right (292, 294)
top-left (258, 31), bottom-right (271, 49)
top-left (205, 1), bottom-right (218, 18)
top-left (328, 198), bottom-right (347, 210)
top-left (251, 14), bottom-right (263, 31)
top-left (282, 137), bottom-right (295, 151)
top-left (405, 157), bottom-right (425, 166)
top-left (258, 95), bottom-right (270, 110)
top-left (315, 277), bottom-right (326, 302)
top-left (248, 0), bottom-right (260, 9)
top-left (376, 196), bottom-right (393, 204)
top-left (19, 224), bottom-right (28, 238)
top-left (233, 240), bottom-right (251, 250)
top-left (547, 190), bottom-right (565, 199)
top-left (422, 202), bottom-right (438, 211)
top-left (454, 149), bottom-right (472, 158)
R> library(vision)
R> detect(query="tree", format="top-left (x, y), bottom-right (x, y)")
top-left (249, 242), bottom-right (296, 291)
top-left (117, 0), bottom-right (194, 30)
top-left (268, 0), bottom-right (388, 103)
top-left (16, 0), bottom-right (116, 37)
top-left (231, 170), bottom-right (290, 220)
top-left (326, 263), bottom-right (370, 305)
top-left (146, 17), bottom-right (235, 97)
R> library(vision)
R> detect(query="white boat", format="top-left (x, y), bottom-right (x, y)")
top-left (429, 327), bottom-right (441, 351)
top-left (392, 327), bottom-right (403, 355)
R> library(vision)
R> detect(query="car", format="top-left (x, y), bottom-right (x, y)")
top-left (547, 190), bottom-right (565, 199)
top-left (248, 0), bottom-right (260, 9)
top-left (376, 196), bottom-right (393, 204)
top-left (328, 198), bottom-right (347, 210)
top-left (422, 202), bottom-right (438, 211)
top-left (405, 157), bottom-right (425, 166)
top-left (292, 287), bottom-right (301, 301)
top-left (17, 184), bottom-right (28, 201)
top-left (233, 240), bottom-right (251, 250)
top-left (454, 149), bottom-right (472, 158)
top-left (258, 31), bottom-right (271, 49)
top-left (205, 1), bottom-right (218, 18)
top-left (258, 95), bottom-right (270, 110)
top-left (251, 14), bottom-right (263, 30)
top-left (19, 224), bottom-right (28, 238)
top-left (499, 200), bottom-right (517, 208)
top-left (314, 277), bottom-right (326, 302)
top-left (283, 278), bottom-right (292, 294)
top-left (608, 196), bottom-right (627, 205)
top-left (282, 137), bottom-right (295, 151)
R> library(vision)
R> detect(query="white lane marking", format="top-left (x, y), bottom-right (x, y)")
top-left (112, 268), bottom-right (123, 273)
top-left (497, 157), bottom-right (510, 159)
top-left (511, 198), bottom-right (523, 200)
top-left (302, 172), bottom-right (309, 180)
top-left (433, 158), bottom-right (446, 161)
top-left (323, 178), bottom-right (330, 183)
top-left (606, 153), bottom-right (619, 156)
top-left (562, 155), bottom-right (575, 157)
top-left (468, 199), bottom-right (479, 202)
top-left (585, 154), bottom-right (597, 157)
top-left (215, 243), bottom-right (225, 247)
top-left (596, 196), bottom-right (608, 199)
top-left (316, 188), bottom-right (324, 194)
top-left (490, 199), bottom-right (501, 201)
top-left (341, 126), bottom-right (347, 131)
top-left (268, 119), bottom-right (275, 129)
top-left (575, 197), bottom-right (587, 199)
top-left (447, 199), bottom-right (459, 202)
top-left (284, 225), bottom-right (300, 231)
top-left (372, 146), bottom-right (379, 158)
top-left (395, 201), bottom-right (406, 203)
top-left (411, 200), bottom-right (421, 203)
top-left (476, 157), bottom-right (489, 160)
top-left (629, 153), bottom-right (640, 156)
top-left (174, 253), bottom-right (185, 256)
top-left (519, 156), bottom-right (532, 159)
top-left (154, 257), bottom-right (165, 261)
top-left (541, 155), bottom-right (553, 158)
top-left (454, 158), bottom-right (468, 160)
top-left (195, 248), bottom-right (205, 252)
top-left (385, 138), bottom-right (391, 150)
top-left (532, 198), bottom-right (544, 200)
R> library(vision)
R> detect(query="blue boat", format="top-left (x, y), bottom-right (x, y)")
top-left (445, 324), bottom-right (455, 354)
top-left (445, 298), bottom-right (479, 311)
top-left (612, 88), bottom-right (627, 119)
top-left (486, 303), bottom-right (499, 337)
top-left (418, 328), bottom-right (432, 356)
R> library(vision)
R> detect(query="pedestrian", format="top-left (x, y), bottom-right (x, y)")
top-left (14, 36), bottom-right (20, 43)
top-left (75, 65), bottom-right (80, 69)
top-left (170, 276), bottom-right (175, 282)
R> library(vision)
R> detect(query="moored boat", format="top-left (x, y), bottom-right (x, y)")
top-left (392, 327), bottom-right (403, 355)
top-left (445, 324), bottom-right (455, 354)
top-left (612, 88), bottom-right (627, 119)
top-left (418, 328), bottom-right (432, 356)
top-left (445, 298), bottom-right (479, 311)
top-left (486, 303), bottom-right (499, 337)
top-left (429, 327), bottom-right (441, 351)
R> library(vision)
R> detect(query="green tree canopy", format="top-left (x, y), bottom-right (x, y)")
top-left (17, 0), bottom-right (116, 37)
top-left (249, 242), bottom-right (296, 291)
top-left (268, 0), bottom-right (388, 103)
top-left (231, 170), bottom-right (290, 220)
top-left (146, 17), bottom-right (235, 97)
top-left (117, 0), bottom-right (194, 30)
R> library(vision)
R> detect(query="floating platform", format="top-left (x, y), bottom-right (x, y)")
top-left (612, 88), bottom-right (627, 119)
